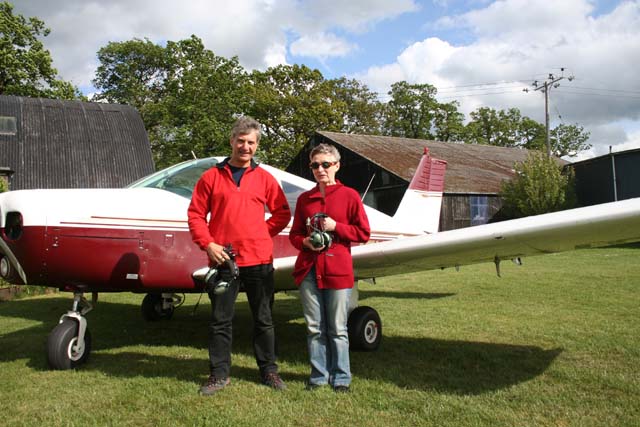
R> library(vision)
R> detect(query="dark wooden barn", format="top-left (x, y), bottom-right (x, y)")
top-left (287, 131), bottom-right (534, 231)
top-left (567, 148), bottom-right (640, 207)
top-left (0, 95), bottom-right (154, 190)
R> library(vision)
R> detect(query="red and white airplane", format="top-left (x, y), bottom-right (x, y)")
top-left (1, 149), bottom-right (640, 370)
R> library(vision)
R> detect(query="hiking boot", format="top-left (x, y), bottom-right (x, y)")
top-left (199, 375), bottom-right (230, 396)
top-left (262, 372), bottom-right (287, 390)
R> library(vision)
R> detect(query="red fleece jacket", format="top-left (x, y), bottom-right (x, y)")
top-left (188, 159), bottom-right (291, 267)
top-left (289, 181), bottom-right (370, 289)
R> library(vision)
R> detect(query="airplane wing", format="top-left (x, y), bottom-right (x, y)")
top-left (274, 198), bottom-right (640, 281)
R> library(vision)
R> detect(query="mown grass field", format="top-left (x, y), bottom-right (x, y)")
top-left (1, 247), bottom-right (639, 427)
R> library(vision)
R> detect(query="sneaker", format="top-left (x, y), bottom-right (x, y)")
top-left (262, 372), bottom-right (287, 390)
top-left (333, 385), bottom-right (350, 393)
top-left (199, 375), bottom-right (230, 396)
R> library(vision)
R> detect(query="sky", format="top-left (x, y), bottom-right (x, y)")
top-left (12, 0), bottom-right (640, 162)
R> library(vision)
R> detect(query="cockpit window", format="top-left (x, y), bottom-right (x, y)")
top-left (127, 158), bottom-right (219, 199)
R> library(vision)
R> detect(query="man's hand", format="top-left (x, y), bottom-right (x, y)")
top-left (206, 242), bottom-right (230, 265)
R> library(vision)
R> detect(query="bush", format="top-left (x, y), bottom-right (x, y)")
top-left (500, 150), bottom-right (576, 218)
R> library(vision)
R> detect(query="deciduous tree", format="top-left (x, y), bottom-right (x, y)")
top-left (0, 2), bottom-right (80, 99)
top-left (500, 150), bottom-right (576, 218)
top-left (93, 35), bottom-right (248, 168)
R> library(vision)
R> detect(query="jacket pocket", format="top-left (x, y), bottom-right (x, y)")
top-left (323, 245), bottom-right (352, 278)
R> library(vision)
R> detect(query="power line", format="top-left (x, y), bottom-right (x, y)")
top-left (525, 69), bottom-right (575, 157)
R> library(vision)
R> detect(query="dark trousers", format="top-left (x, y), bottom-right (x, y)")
top-left (207, 263), bottom-right (277, 378)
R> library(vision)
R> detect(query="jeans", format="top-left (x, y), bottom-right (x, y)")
top-left (208, 263), bottom-right (277, 378)
top-left (299, 267), bottom-right (352, 387)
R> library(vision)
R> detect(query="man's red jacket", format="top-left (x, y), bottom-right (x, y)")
top-left (289, 181), bottom-right (370, 289)
top-left (188, 159), bottom-right (291, 267)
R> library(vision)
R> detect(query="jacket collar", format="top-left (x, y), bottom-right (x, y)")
top-left (308, 180), bottom-right (344, 199)
top-left (216, 157), bottom-right (259, 170)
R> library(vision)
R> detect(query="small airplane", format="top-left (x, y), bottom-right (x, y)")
top-left (1, 149), bottom-right (640, 370)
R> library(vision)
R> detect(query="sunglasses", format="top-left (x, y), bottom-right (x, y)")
top-left (309, 161), bottom-right (338, 170)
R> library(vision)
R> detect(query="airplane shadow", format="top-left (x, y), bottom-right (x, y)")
top-left (0, 296), bottom-right (560, 394)
top-left (358, 289), bottom-right (456, 300)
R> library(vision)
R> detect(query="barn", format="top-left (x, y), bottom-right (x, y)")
top-left (567, 148), bottom-right (640, 207)
top-left (0, 95), bottom-right (154, 190)
top-left (287, 131), bottom-right (535, 231)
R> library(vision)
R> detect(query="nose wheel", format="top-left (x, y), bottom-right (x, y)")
top-left (46, 292), bottom-right (95, 370)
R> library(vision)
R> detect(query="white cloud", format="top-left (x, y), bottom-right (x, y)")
top-left (359, 0), bottom-right (640, 155)
top-left (290, 33), bottom-right (356, 59)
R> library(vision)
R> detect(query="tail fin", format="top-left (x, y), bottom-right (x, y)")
top-left (392, 148), bottom-right (447, 234)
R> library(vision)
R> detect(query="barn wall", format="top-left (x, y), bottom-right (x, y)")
top-left (0, 95), bottom-right (154, 190)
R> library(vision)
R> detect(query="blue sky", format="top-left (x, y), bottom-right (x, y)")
top-left (13, 0), bottom-right (640, 160)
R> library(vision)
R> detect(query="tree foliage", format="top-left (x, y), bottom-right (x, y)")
top-left (0, 2), bottom-right (79, 99)
top-left (247, 64), bottom-right (343, 167)
top-left (380, 81), bottom-right (466, 142)
top-left (464, 107), bottom-right (544, 147)
top-left (548, 123), bottom-right (592, 158)
top-left (500, 150), bottom-right (576, 218)
top-left (93, 35), bottom-right (248, 168)
top-left (91, 35), bottom-right (593, 168)
top-left (382, 81), bottom-right (439, 139)
top-left (247, 67), bottom-right (384, 167)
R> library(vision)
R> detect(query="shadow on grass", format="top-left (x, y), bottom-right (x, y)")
top-left (359, 290), bottom-right (456, 300)
top-left (0, 295), bottom-right (560, 394)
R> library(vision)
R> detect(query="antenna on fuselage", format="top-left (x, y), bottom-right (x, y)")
top-left (191, 151), bottom-right (197, 159)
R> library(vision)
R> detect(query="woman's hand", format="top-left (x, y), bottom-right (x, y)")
top-left (303, 236), bottom-right (325, 252)
top-left (322, 216), bottom-right (336, 231)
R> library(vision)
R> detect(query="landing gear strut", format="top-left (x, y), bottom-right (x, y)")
top-left (47, 292), bottom-right (95, 370)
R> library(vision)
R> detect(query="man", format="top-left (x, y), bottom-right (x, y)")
top-left (188, 116), bottom-right (291, 395)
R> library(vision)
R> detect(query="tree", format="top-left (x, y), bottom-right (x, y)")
top-left (93, 38), bottom-right (166, 110)
top-left (500, 150), bottom-right (576, 218)
top-left (325, 77), bottom-right (383, 135)
top-left (464, 107), bottom-right (529, 147)
top-left (93, 35), bottom-right (248, 168)
top-left (247, 64), bottom-right (345, 167)
top-left (382, 81), bottom-right (439, 139)
top-left (547, 123), bottom-right (591, 158)
top-left (433, 100), bottom-right (465, 142)
top-left (0, 2), bottom-right (79, 99)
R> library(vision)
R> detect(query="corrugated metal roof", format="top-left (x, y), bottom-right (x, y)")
top-left (0, 95), bottom-right (154, 190)
top-left (317, 131), bottom-right (539, 193)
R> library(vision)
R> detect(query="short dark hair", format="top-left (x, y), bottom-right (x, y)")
top-left (231, 116), bottom-right (261, 142)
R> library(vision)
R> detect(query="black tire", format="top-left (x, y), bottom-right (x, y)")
top-left (46, 319), bottom-right (92, 370)
top-left (141, 293), bottom-right (174, 321)
top-left (348, 306), bottom-right (382, 351)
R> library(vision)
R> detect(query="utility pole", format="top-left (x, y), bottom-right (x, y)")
top-left (525, 69), bottom-right (574, 157)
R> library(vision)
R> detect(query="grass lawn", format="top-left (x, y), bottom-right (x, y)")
top-left (0, 247), bottom-right (639, 426)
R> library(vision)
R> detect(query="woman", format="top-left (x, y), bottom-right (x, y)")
top-left (289, 143), bottom-right (370, 392)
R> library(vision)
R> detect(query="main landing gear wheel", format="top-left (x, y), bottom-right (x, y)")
top-left (141, 293), bottom-right (176, 321)
top-left (47, 319), bottom-right (92, 370)
top-left (348, 306), bottom-right (382, 351)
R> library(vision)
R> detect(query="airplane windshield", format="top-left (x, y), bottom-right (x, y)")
top-left (127, 158), bottom-right (219, 199)
top-left (281, 180), bottom-right (308, 213)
